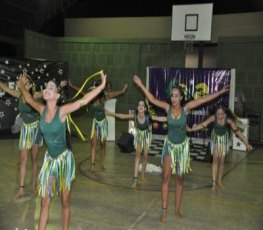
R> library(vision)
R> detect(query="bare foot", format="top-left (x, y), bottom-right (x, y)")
top-left (88, 163), bottom-right (95, 173)
top-left (175, 210), bottom-right (183, 219)
top-left (211, 184), bottom-right (217, 192)
top-left (217, 182), bottom-right (225, 189)
top-left (132, 177), bottom-right (138, 189)
top-left (32, 186), bottom-right (37, 196)
top-left (141, 175), bottom-right (147, 182)
top-left (160, 208), bottom-right (167, 224)
top-left (16, 187), bottom-right (25, 198)
top-left (211, 180), bottom-right (217, 192)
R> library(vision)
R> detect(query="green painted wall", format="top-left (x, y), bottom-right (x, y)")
top-left (218, 36), bottom-right (263, 142)
top-left (24, 30), bottom-right (185, 113)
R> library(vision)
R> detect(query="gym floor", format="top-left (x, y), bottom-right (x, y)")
top-left (0, 117), bottom-right (262, 230)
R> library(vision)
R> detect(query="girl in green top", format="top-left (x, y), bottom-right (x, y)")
top-left (0, 78), bottom-right (43, 198)
top-left (107, 100), bottom-right (166, 188)
top-left (188, 104), bottom-right (252, 191)
top-left (69, 80), bottom-right (128, 172)
top-left (133, 75), bottom-right (230, 223)
top-left (17, 71), bottom-right (106, 230)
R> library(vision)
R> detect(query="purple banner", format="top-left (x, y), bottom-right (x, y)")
top-left (148, 67), bottom-right (231, 138)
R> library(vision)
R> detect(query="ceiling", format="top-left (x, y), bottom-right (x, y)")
top-left (0, 0), bottom-right (262, 41)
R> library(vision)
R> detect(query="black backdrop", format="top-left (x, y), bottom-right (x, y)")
top-left (0, 57), bottom-right (68, 136)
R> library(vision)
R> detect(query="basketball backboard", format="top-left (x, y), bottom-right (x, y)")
top-left (171, 3), bottom-right (213, 41)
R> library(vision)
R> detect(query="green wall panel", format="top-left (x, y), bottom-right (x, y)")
top-left (24, 30), bottom-right (185, 115)
top-left (218, 36), bottom-right (263, 142)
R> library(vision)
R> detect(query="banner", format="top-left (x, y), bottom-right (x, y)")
top-left (147, 67), bottom-right (231, 139)
top-left (0, 57), bottom-right (68, 133)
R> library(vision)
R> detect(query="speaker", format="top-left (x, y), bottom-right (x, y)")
top-left (117, 132), bottom-right (135, 153)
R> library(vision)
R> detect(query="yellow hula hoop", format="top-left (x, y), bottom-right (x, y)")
top-left (71, 70), bottom-right (103, 100)
top-left (68, 70), bottom-right (103, 141)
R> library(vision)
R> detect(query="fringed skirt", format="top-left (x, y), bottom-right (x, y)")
top-left (19, 120), bottom-right (43, 150)
top-left (161, 137), bottom-right (191, 175)
top-left (211, 130), bottom-right (229, 158)
top-left (38, 149), bottom-right (75, 198)
top-left (134, 129), bottom-right (152, 153)
top-left (90, 118), bottom-right (108, 144)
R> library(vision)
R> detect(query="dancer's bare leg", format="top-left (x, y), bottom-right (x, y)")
top-left (175, 174), bottom-right (184, 218)
top-left (160, 156), bottom-right (171, 224)
top-left (89, 134), bottom-right (97, 172)
top-left (211, 152), bottom-right (218, 192)
top-left (132, 151), bottom-right (141, 188)
top-left (61, 190), bottom-right (71, 230)
top-left (100, 141), bottom-right (106, 170)
top-left (38, 193), bottom-right (51, 230)
top-left (141, 150), bottom-right (148, 181)
top-left (16, 149), bottom-right (28, 198)
top-left (31, 144), bottom-right (39, 194)
top-left (217, 155), bottom-right (225, 189)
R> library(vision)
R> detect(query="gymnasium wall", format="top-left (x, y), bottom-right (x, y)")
top-left (24, 30), bottom-right (185, 114)
top-left (217, 36), bottom-right (263, 142)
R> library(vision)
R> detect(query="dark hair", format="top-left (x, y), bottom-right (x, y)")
top-left (211, 104), bottom-right (236, 122)
top-left (203, 104), bottom-right (238, 133)
top-left (135, 100), bottom-right (152, 127)
top-left (168, 86), bottom-right (186, 106)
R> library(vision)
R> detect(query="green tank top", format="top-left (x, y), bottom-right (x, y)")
top-left (213, 115), bottom-right (228, 136)
top-left (167, 106), bottom-right (187, 144)
top-left (135, 115), bottom-right (150, 131)
top-left (40, 107), bottom-right (67, 158)
top-left (91, 100), bottom-right (105, 121)
top-left (18, 96), bottom-right (39, 123)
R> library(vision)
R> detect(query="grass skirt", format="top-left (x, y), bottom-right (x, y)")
top-left (161, 137), bottom-right (191, 175)
top-left (19, 121), bottom-right (43, 150)
top-left (211, 130), bottom-right (229, 158)
top-left (38, 149), bottom-right (75, 198)
top-left (90, 118), bottom-right (108, 144)
top-left (134, 129), bottom-right (152, 153)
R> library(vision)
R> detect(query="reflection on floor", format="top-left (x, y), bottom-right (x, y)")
top-left (0, 118), bottom-right (262, 230)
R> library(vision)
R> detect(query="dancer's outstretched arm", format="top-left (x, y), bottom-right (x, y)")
top-left (60, 72), bottom-right (106, 119)
top-left (106, 110), bottom-right (134, 119)
top-left (106, 83), bottom-right (128, 99)
top-left (17, 73), bottom-right (43, 113)
top-left (185, 85), bottom-right (230, 111)
top-left (228, 119), bottom-right (253, 152)
top-left (188, 116), bottom-right (214, 132)
top-left (18, 71), bottom-right (107, 120)
top-left (0, 81), bottom-right (21, 98)
top-left (68, 80), bottom-right (86, 96)
top-left (133, 75), bottom-right (168, 111)
top-left (151, 116), bottom-right (167, 122)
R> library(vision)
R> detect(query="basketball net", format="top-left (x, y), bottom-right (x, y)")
top-left (184, 40), bottom-right (194, 53)
top-left (184, 34), bottom-right (195, 53)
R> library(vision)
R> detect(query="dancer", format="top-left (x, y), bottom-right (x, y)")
top-left (133, 75), bottom-right (230, 223)
top-left (104, 80), bottom-right (128, 99)
top-left (188, 104), bottom-right (253, 191)
top-left (17, 71), bottom-right (106, 230)
top-left (0, 78), bottom-right (43, 198)
top-left (69, 80), bottom-right (128, 172)
top-left (107, 100), bottom-right (166, 188)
